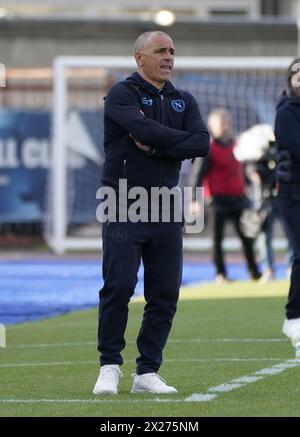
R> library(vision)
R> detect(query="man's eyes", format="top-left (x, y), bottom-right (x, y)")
top-left (155, 49), bottom-right (175, 54)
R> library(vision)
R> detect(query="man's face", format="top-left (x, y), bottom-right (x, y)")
top-left (135, 34), bottom-right (175, 88)
top-left (208, 114), bottom-right (231, 140)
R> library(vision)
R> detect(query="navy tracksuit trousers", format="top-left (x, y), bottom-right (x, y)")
top-left (278, 192), bottom-right (300, 319)
top-left (98, 220), bottom-right (183, 375)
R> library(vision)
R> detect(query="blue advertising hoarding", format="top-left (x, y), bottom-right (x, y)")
top-left (0, 109), bottom-right (103, 223)
top-left (0, 110), bottom-right (50, 222)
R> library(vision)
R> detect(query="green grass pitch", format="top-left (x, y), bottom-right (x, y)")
top-left (1, 280), bottom-right (300, 417)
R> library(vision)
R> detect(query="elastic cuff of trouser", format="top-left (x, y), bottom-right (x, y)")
top-left (100, 359), bottom-right (123, 367)
top-left (286, 313), bottom-right (300, 320)
top-left (136, 368), bottom-right (159, 375)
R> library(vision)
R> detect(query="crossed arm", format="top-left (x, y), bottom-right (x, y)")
top-left (105, 84), bottom-right (210, 161)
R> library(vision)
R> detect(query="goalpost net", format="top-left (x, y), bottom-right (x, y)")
top-left (46, 56), bottom-right (291, 254)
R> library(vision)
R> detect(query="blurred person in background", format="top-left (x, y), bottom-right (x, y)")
top-left (235, 124), bottom-right (292, 283)
top-left (190, 108), bottom-right (261, 282)
top-left (275, 57), bottom-right (300, 357)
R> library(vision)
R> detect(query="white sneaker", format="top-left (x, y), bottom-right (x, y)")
top-left (282, 318), bottom-right (300, 358)
top-left (259, 268), bottom-right (275, 284)
top-left (93, 365), bottom-right (123, 395)
top-left (131, 373), bottom-right (177, 394)
top-left (296, 341), bottom-right (300, 360)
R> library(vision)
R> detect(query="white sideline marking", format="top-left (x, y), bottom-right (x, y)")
top-left (208, 383), bottom-right (244, 393)
top-left (185, 359), bottom-right (300, 402)
top-left (0, 398), bottom-right (181, 404)
top-left (9, 341), bottom-right (96, 349)
top-left (169, 338), bottom-right (287, 343)
top-left (7, 338), bottom-right (287, 349)
top-left (231, 376), bottom-right (262, 384)
top-left (9, 317), bottom-right (282, 331)
top-left (254, 361), bottom-right (296, 375)
top-left (255, 367), bottom-right (286, 376)
top-left (0, 360), bottom-right (96, 368)
top-left (185, 394), bottom-right (216, 402)
top-left (162, 358), bottom-right (285, 362)
top-left (0, 358), bottom-right (287, 368)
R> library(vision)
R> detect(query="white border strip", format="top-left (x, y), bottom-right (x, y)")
top-left (185, 359), bottom-right (300, 402)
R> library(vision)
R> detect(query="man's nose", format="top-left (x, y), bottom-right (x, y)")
top-left (165, 51), bottom-right (173, 60)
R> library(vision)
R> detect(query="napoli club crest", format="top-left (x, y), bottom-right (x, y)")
top-left (171, 99), bottom-right (186, 112)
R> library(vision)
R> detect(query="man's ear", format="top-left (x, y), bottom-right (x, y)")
top-left (135, 52), bottom-right (143, 67)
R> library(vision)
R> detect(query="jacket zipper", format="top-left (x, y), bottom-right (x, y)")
top-left (123, 159), bottom-right (127, 177)
top-left (159, 93), bottom-right (164, 187)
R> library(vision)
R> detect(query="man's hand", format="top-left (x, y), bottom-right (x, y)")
top-left (129, 133), bottom-right (151, 153)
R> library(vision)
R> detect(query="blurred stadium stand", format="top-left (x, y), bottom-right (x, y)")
top-left (0, 0), bottom-right (299, 244)
top-left (0, 0), bottom-right (299, 68)
top-left (0, 0), bottom-right (275, 18)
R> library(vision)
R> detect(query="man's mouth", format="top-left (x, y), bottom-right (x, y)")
top-left (160, 65), bottom-right (172, 72)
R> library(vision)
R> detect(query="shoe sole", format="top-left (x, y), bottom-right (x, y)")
top-left (131, 388), bottom-right (177, 394)
top-left (93, 390), bottom-right (118, 395)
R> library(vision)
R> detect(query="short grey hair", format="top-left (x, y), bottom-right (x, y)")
top-left (134, 31), bottom-right (172, 53)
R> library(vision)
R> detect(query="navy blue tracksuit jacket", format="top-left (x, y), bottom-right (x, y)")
top-left (102, 72), bottom-right (210, 190)
top-left (98, 72), bottom-right (210, 374)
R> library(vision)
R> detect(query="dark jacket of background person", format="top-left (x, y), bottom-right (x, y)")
top-left (102, 72), bottom-right (210, 191)
top-left (275, 89), bottom-right (300, 320)
top-left (275, 92), bottom-right (300, 193)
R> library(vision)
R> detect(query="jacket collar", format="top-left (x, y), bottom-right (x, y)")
top-left (125, 72), bottom-right (175, 97)
top-left (277, 90), bottom-right (300, 110)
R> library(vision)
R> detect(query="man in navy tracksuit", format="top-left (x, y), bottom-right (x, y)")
top-left (93, 31), bottom-right (210, 395)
